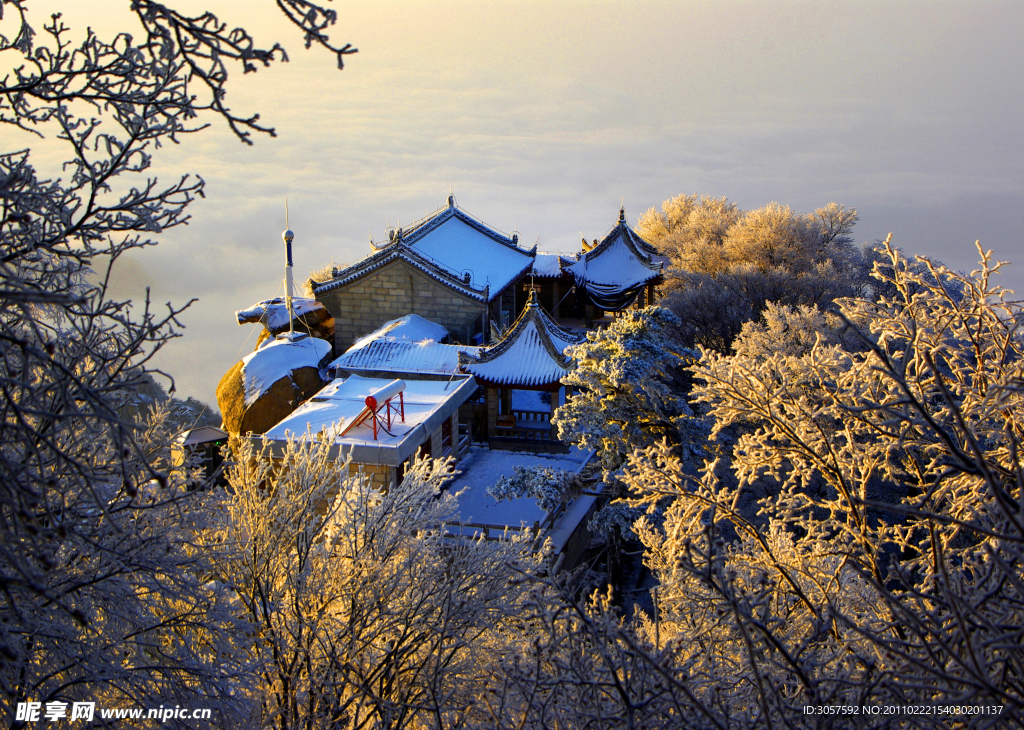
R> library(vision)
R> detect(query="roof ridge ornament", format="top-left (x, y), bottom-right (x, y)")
top-left (619, 205), bottom-right (626, 223)
top-left (448, 192), bottom-right (455, 208)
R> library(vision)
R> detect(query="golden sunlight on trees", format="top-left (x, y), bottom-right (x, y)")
top-left (208, 439), bottom-right (538, 728)
top-left (614, 238), bottom-right (1024, 720)
top-left (0, 0), bottom-right (352, 723)
top-left (638, 195), bottom-right (863, 352)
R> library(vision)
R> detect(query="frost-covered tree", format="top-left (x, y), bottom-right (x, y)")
top-left (637, 194), bottom-right (740, 274)
top-left (731, 300), bottom-right (860, 361)
top-left (489, 465), bottom-right (580, 514)
top-left (554, 307), bottom-right (702, 482)
top-left (485, 577), bottom-right (734, 730)
top-left (0, 0), bottom-right (352, 722)
top-left (0, 402), bottom-right (247, 724)
top-left (639, 195), bottom-right (865, 352)
top-left (212, 437), bottom-right (538, 729)
top-left (611, 238), bottom-right (1024, 721)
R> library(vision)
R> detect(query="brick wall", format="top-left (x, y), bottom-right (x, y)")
top-left (311, 462), bottom-right (394, 515)
top-left (317, 259), bottom-right (487, 351)
top-left (348, 462), bottom-right (394, 491)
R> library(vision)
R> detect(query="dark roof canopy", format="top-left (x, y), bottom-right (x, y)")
top-left (568, 208), bottom-right (663, 311)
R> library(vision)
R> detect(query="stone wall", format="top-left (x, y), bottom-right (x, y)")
top-left (317, 259), bottom-right (487, 351)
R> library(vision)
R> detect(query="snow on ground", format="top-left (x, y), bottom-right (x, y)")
top-left (240, 336), bottom-right (331, 406)
top-left (448, 445), bottom-right (590, 534)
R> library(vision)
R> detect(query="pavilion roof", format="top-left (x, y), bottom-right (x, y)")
top-left (459, 291), bottom-right (586, 388)
top-left (310, 238), bottom-right (492, 302)
top-left (567, 207), bottom-right (662, 310)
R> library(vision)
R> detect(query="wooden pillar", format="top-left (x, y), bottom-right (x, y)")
top-left (552, 279), bottom-right (561, 320)
top-left (648, 281), bottom-right (656, 306)
top-left (486, 386), bottom-right (498, 440)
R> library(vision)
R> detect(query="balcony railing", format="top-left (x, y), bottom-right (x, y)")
top-left (495, 409), bottom-right (555, 441)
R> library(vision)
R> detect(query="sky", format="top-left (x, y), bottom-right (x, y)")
top-left (6, 1), bottom-right (1023, 404)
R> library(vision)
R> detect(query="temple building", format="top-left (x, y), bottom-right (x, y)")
top-left (523, 252), bottom-right (578, 325)
top-left (569, 207), bottom-right (664, 322)
top-left (459, 291), bottom-right (585, 451)
top-left (311, 196), bottom-right (536, 352)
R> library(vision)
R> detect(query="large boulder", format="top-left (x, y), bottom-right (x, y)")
top-left (217, 336), bottom-right (332, 436)
top-left (236, 297), bottom-right (335, 352)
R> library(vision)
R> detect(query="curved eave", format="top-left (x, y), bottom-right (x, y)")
top-left (573, 267), bottom-right (663, 288)
top-left (312, 245), bottom-right (491, 303)
top-left (462, 370), bottom-right (567, 389)
top-left (372, 205), bottom-right (532, 256)
top-left (459, 295), bottom-right (580, 388)
top-left (461, 346), bottom-right (571, 388)
top-left (488, 259), bottom-right (536, 300)
top-left (581, 222), bottom-right (663, 273)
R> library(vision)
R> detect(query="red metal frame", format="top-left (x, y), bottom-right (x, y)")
top-left (369, 391), bottom-right (404, 440)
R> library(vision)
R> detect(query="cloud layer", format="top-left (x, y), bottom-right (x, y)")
top-left (34, 0), bottom-right (1023, 402)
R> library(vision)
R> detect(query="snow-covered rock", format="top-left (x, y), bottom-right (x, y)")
top-left (236, 297), bottom-right (335, 347)
top-left (216, 336), bottom-right (332, 436)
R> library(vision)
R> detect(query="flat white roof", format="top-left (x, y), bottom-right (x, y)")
top-left (262, 374), bottom-right (477, 465)
top-left (446, 446), bottom-right (593, 541)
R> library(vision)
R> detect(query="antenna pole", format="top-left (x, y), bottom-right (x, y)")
top-left (283, 199), bottom-right (296, 340)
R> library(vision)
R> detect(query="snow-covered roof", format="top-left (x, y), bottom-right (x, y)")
top-left (444, 446), bottom-right (595, 548)
top-left (349, 314), bottom-right (449, 350)
top-left (568, 208), bottom-right (663, 311)
top-left (459, 291), bottom-right (586, 388)
top-left (332, 338), bottom-right (482, 376)
top-left (403, 214), bottom-right (534, 295)
top-left (174, 426), bottom-right (229, 447)
top-left (240, 335), bottom-right (332, 407)
top-left (532, 253), bottom-right (571, 278)
top-left (316, 196), bottom-right (535, 301)
top-left (311, 238), bottom-right (493, 302)
top-left (262, 374), bottom-right (477, 466)
top-left (331, 313), bottom-right (479, 376)
top-left (236, 297), bottom-right (326, 330)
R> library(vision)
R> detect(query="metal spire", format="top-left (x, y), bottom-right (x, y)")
top-left (282, 198), bottom-right (297, 340)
